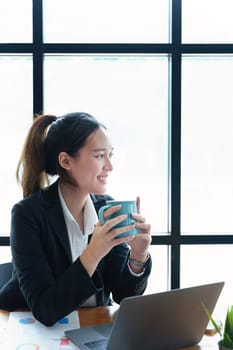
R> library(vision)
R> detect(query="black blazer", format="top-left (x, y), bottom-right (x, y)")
top-left (0, 180), bottom-right (151, 326)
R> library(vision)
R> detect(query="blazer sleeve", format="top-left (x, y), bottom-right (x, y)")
top-left (92, 194), bottom-right (152, 303)
top-left (104, 243), bottom-right (152, 304)
top-left (10, 199), bottom-right (101, 326)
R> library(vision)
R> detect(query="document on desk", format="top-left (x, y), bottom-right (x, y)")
top-left (3, 310), bottom-right (80, 350)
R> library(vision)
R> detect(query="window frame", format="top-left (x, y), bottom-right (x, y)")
top-left (1, 0), bottom-right (233, 289)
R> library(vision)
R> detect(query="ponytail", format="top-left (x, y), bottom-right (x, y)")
top-left (16, 114), bottom-right (57, 198)
top-left (17, 111), bottom-right (103, 197)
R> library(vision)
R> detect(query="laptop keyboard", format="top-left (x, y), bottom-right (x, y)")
top-left (84, 338), bottom-right (108, 350)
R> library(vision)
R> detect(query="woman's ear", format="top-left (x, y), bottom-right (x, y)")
top-left (58, 152), bottom-right (72, 170)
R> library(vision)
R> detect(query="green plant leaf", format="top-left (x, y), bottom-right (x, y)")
top-left (222, 306), bottom-right (233, 347)
top-left (201, 302), bottom-right (222, 337)
top-left (221, 332), bottom-right (233, 348)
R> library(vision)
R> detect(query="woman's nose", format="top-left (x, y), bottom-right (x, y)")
top-left (104, 157), bottom-right (113, 171)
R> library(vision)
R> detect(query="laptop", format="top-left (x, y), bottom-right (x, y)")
top-left (65, 281), bottom-right (224, 350)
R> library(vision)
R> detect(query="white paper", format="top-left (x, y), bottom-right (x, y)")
top-left (3, 310), bottom-right (80, 350)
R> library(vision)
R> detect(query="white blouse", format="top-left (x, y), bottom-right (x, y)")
top-left (58, 185), bottom-right (98, 306)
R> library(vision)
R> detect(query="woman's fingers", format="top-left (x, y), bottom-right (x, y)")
top-left (102, 204), bottom-right (121, 219)
top-left (136, 196), bottom-right (141, 214)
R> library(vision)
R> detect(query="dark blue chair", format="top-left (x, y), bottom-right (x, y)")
top-left (0, 262), bottom-right (13, 289)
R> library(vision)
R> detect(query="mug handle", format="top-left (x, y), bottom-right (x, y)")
top-left (98, 205), bottom-right (111, 224)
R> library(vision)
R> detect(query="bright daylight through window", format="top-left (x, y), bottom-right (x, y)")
top-left (0, 1), bottom-right (233, 311)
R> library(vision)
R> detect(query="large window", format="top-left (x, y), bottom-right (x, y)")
top-left (1, 0), bottom-right (233, 317)
top-left (43, 0), bottom-right (169, 43)
top-left (0, 55), bottom-right (32, 239)
top-left (44, 54), bottom-right (169, 232)
top-left (181, 56), bottom-right (233, 234)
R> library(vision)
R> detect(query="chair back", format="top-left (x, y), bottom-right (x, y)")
top-left (0, 262), bottom-right (13, 289)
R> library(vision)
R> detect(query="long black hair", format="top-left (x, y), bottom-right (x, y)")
top-left (17, 112), bottom-right (105, 197)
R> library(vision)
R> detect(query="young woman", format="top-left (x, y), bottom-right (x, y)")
top-left (0, 112), bottom-right (152, 326)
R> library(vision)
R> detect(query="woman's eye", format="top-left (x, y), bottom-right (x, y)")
top-left (95, 154), bottom-right (105, 159)
top-left (94, 151), bottom-right (113, 159)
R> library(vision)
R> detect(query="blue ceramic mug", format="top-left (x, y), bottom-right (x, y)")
top-left (98, 200), bottom-right (138, 238)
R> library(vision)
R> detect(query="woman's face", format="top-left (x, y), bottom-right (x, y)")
top-left (62, 127), bottom-right (114, 195)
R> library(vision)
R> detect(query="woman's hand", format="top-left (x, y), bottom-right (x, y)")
top-left (128, 196), bottom-right (152, 266)
top-left (80, 205), bottom-right (135, 276)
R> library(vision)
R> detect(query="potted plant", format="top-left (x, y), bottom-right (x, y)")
top-left (203, 303), bottom-right (233, 350)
